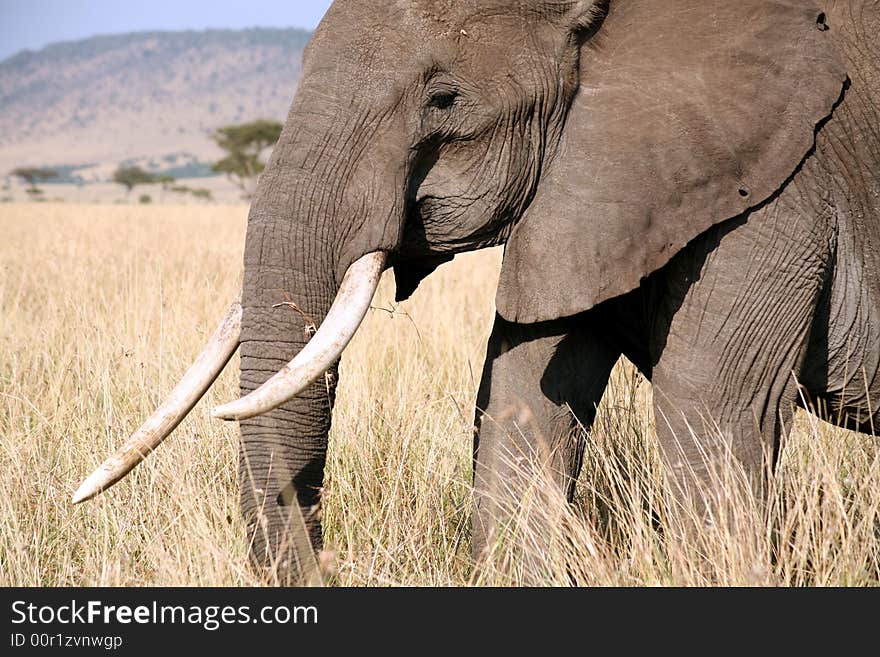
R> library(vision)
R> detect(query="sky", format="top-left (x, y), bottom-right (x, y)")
top-left (0, 0), bottom-right (335, 61)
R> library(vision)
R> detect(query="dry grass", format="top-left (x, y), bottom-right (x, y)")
top-left (1, 203), bottom-right (878, 586)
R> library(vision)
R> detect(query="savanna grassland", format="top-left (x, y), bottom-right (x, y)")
top-left (1, 203), bottom-right (878, 586)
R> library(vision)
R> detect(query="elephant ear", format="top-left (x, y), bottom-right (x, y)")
top-left (495, 0), bottom-right (848, 324)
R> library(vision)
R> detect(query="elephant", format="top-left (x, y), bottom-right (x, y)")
top-left (74, 0), bottom-right (880, 582)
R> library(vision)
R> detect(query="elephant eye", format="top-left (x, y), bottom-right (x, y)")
top-left (426, 84), bottom-right (459, 110)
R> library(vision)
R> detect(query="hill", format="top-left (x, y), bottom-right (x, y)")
top-left (0, 28), bottom-right (310, 182)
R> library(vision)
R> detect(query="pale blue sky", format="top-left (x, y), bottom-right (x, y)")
top-left (0, 0), bottom-right (334, 61)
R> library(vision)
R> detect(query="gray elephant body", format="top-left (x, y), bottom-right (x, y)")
top-left (474, 89), bottom-right (880, 549)
top-left (476, 4), bottom-right (880, 548)
top-left (231, 0), bottom-right (880, 577)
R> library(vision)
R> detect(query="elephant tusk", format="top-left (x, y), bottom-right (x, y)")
top-left (212, 251), bottom-right (387, 422)
top-left (72, 302), bottom-right (243, 504)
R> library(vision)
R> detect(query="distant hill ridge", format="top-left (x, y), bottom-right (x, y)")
top-left (0, 28), bottom-right (311, 181)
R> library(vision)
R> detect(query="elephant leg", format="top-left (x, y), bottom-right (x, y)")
top-left (649, 198), bottom-right (834, 523)
top-left (471, 313), bottom-right (620, 572)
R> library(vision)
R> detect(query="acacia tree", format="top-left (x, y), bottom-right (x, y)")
top-left (211, 120), bottom-right (282, 198)
top-left (11, 167), bottom-right (57, 195)
top-left (112, 166), bottom-right (157, 195)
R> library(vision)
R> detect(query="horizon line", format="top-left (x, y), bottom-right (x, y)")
top-left (0, 24), bottom-right (316, 65)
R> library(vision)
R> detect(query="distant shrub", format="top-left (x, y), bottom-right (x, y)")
top-left (139, 194), bottom-right (152, 204)
top-left (191, 188), bottom-right (213, 201)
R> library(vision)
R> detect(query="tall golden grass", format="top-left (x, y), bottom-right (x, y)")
top-left (1, 203), bottom-right (878, 586)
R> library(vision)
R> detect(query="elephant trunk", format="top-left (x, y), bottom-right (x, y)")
top-left (231, 190), bottom-right (336, 579)
top-left (231, 112), bottom-right (400, 578)
top-left (234, 244), bottom-right (382, 579)
top-left (221, 27), bottom-right (407, 573)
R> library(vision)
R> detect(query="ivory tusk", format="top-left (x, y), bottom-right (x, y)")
top-left (211, 251), bottom-right (387, 422)
top-left (72, 302), bottom-right (242, 504)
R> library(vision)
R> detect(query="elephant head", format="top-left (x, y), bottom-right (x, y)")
top-left (75, 0), bottom-right (846, 578)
